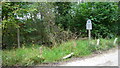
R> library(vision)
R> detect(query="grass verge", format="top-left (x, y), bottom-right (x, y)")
top-left (2, 38), bottom-right (117, 66)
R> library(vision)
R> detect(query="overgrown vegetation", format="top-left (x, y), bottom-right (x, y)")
top-left (1, 2), bottom-right (120, 66)
top-left (2, 39), bottom-right (117, 66)
top-left (2, 2), bottom-right (119, 48)
top-left (55, 2), bottom-right (119, 38)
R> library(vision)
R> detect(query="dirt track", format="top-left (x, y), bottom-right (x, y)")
top-left (59, 48), bottom-right (119, 66)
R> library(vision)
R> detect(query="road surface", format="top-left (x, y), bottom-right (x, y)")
top-left (60, 48), bottom-right (118, 66)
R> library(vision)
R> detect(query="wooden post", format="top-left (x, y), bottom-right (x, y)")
top-left (39, 47), bottom-right (43, 56)
top-left (88, 30), bottom-right (91, 40)
top-left (97, 39), bottom-right (100, 46)
top-left (17, 27), bottom-right (20, 48)
top-left (113, 38), bottom-right (118, 45)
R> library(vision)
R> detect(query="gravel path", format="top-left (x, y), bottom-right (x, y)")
top-left (59, 48), bottom-right (118, 66)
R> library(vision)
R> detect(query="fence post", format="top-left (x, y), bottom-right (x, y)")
top-left (113, 38), bottom-right (118, 45)
top-left (96, 39), bottom-right (100, 46)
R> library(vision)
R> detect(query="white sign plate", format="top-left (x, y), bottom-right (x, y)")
top-left (86, 19), bottom-right (92, 30)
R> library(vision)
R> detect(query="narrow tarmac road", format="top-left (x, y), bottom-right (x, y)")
top-left (60, 48), bottom-right (118, 66)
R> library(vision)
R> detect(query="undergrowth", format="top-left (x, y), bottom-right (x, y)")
top-left (2, 38), bottom-right (117, 66)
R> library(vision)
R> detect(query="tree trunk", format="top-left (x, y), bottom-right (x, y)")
top-left (17, 27), bottom-right (20, 48)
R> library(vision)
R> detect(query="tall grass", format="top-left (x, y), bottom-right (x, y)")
top-left (2, 45), bottom-right (44, 66)
top-left (2, 38), bottom-right (117, 66)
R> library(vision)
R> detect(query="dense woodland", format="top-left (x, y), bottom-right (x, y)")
top-left (2, 2), bottom-right (120, 49)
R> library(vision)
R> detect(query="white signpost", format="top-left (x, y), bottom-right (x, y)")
top-left (86, 19), bottom-right (92, 40)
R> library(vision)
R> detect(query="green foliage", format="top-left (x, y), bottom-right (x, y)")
top-left (2, 2), bottom-right (34, 48)
top-left (2, 2), bottom-right (119, 48)
top-left (55, 2), bottom-right (119, 38)
top-left (2, 2), bottom-right (72, 48)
